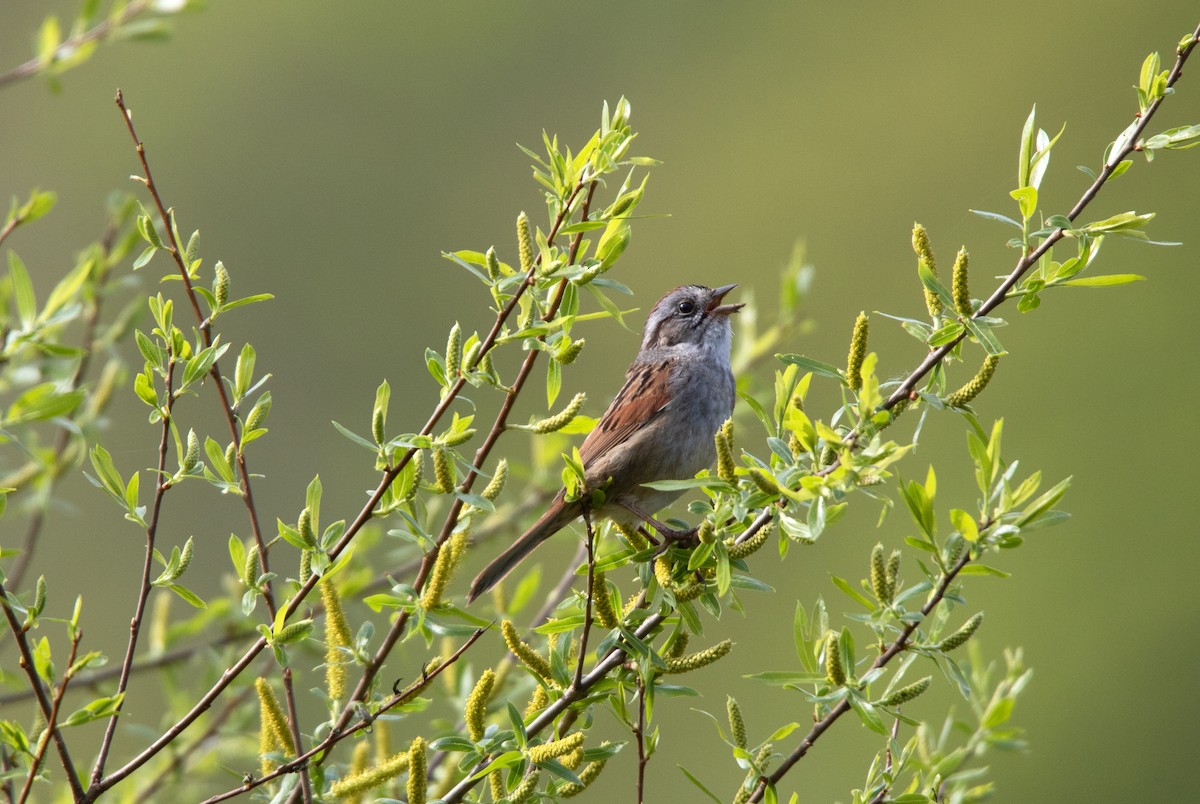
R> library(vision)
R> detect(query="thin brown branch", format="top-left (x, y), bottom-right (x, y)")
top-left (634, 675), bottom-right (648, 804)
top-left (0, 1), bottom-right (153, 90)
top-left (133, 686), bottom-right (255, 803)
top-left (0, 578), bottom-right (83, 801)
top-left (322, 177), bottom-right (600, 749)
top-left (112, 90), bottom-right (309, 795)
top-left (197, 627), bottom-right (487, 804)
top-left (88, 359), bottom-right (176, 789)
top-left (441, 610), bottom-right (665, 803)
top-left (573, 507), bottom-right (597, 690)
top-left (746, 550), bottom-right (974, 803)
top-left (18, 629), bottom-right (81, 804)
top-left (91, 115), bottom-right (587, 795)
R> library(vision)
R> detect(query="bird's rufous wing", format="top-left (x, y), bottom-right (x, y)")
top-left (578, 358), bottom-right (673, 469)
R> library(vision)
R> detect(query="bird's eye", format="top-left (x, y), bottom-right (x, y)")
top-left (676, 300), bottom-right (696, 315)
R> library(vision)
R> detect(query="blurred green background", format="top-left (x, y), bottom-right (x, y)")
top-left (3, 2), bottom-right (1199, 801)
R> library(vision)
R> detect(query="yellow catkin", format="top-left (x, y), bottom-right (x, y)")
top-left (421, 531), bottom-right (468, 610)
top-left (913, 222), bottom-right (942, 318)
top-left (748, 468), bottom-right (781, 497)
top-left (846, 312), bottom-right (869, 391)
top-left (255, 677), bottom-right (295, 757)
top-left (501, 769), bottom-right (539, 802)
top-left (340, 740), bottom-right (371, 804)
top-left (213, 261), bottom-right (230, 307)
top-left (490, 769), bottom-right (506, 802)
top-left (880, 676), bottom-right (932, 706)
top-left (329, 749), bottom-right (410, 800)
top-left (886, 550), bottom-right (901, 596)
top-left (406, 737), bottom-right (427, 804)
top-left (517, 212), bottom-right (535, 274)
top-left (869, 543), bottom-right (890, 605)
top-left (726, 525), bottom-right (770, 560)
top-left (615, 521), bottom-right (649, 550)
top-left (561, 746), bottom-right (584, 770)
top-left (502, 620), bottom-right (553, 681)
top-left (653, 557), bottom-right (675, 589)
top-left (672, 577), bottom-right (707, 602)
top-left (466, 669), bottom-right (496, 741)
top-left (945, 355), bottom-right (1000, 408)
top-left (663, 639), bottom-right (733, 674)
top-left (715, 418), bottom-right (736, 484)
top-left (321, 577), bottom-right (353, 703)
top-left (727, 696), bottom-right (747, 749)
top-left (433, 446), bottom-right (455, 493)
top-left (825, 633), bottom-right (846, 686)
top-left (555, 338), bottom-right (585, 364)
top-left (666, 631), bottom-right (690, 660)
top-left (373, 718), bottom-right (391, 765)
top-left (951, 247), bottom-right (971, 317)
top-left (937, 612), bottom-right (984, 652)
top-left (532, 392), bottom-right (586, 434)
top-left (482, 459), bottom-right (508, 501)
top-left (485, 245), bottom-right (502, 281)
top-left (524, 684), bottom-right (550, 719)
top-left (445, 322), bottom-right (462, 379)
top-left (558, 748), bottom-right (609, 797)
top-left (527, 731), bottom-right (584, 764)
top-left (592, 572), bottom-right (619, 629)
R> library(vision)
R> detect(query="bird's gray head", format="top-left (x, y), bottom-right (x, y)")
top-left (640, 284), bottom-right (744, 353)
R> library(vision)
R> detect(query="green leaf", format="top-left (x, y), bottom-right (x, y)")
top-left (1059, 274), bottom-right (1146, 287)
top-left (677, 765), bottom-right (724, 804)
top-left (8, 252), bottom-right (37, 326)
top-left (776, 354), bottom-right (843, 381)
top-left (167, 584), bottom-right (207, 608)
top-left (917, 261), bottom-right (955, 310)
top-left (949, 508), bottom-right (978, 542)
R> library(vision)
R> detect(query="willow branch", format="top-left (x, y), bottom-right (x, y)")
top-left (197, 627), bottom-right (486, 804)
top-left (18, 630), bottom-right (80, 804)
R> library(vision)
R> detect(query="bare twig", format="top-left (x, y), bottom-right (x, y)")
top-left (0, 1), bottom-right (153, 90)
top-left (634, 675), bottom-right (648, 804)
top-left (747, 551), bottom-right (973, 803)
top-left (0, 577), bottom-right (83, 801)
top-left (573, 507), bottom-right (597, 690)
top-left (88, 355), bottom-right (176, 789)
top-left (18, 630), bottom-right (81, 804)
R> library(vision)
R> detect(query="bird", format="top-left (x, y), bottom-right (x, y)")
top-left (466, 283), bottom-right (743, 603)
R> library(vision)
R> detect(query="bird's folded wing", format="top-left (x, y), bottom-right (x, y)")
top-left (579, 358), bottom-right (673, 469)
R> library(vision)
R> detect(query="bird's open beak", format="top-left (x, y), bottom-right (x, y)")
top-left (707, 283), bottom-right (745, 316)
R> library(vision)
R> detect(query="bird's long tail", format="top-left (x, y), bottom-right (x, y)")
top-left (467, 499), bottom-right (577, 603)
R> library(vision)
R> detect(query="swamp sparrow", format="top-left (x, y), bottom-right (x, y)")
top-left (467, 284), bottom-right (743, 602)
